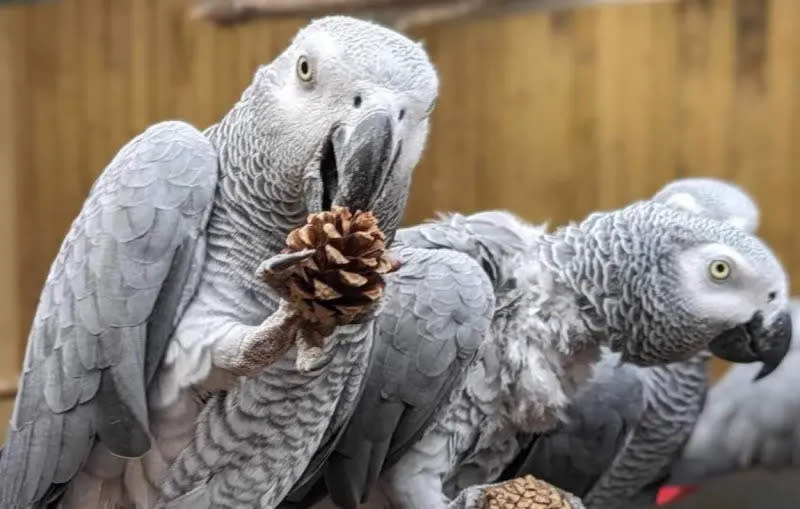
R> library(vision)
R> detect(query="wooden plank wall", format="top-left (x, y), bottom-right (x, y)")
top-left (0, 0), bottom-right (798, 437)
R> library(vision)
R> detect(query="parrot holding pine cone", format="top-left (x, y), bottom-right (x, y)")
top-left (0, 15), bottom-right (439, 509)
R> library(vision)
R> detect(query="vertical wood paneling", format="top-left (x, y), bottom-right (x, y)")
top-left (0, 400), bottom-right (11, 439)
top-left (0, 5), bottom-right (21, 398)
top-left (1, 0), bottom-right (799, 412)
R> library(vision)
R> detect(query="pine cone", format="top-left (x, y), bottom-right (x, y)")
top-left (483, 476), bottom-right (574, 509)
top-left (276, 206), bottom-right (397, 339)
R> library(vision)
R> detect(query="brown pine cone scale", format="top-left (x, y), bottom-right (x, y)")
top-left (483, 475), bottom-right (573, 509)
top-left (279, 206), bottom-right (397, 338)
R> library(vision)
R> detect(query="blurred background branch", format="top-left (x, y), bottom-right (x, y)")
top-left (190, 0), bottom-right (667, 30)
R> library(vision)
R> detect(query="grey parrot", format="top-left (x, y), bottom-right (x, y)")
top-left (0, 16), bottom-right (438, 509)
top-left (502, 177), bottom-right (769, 509)
top-left (283, 197), bottom-right (793, 509)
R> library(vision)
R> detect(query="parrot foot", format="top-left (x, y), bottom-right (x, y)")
top-left (213, 249), bottom-right (328, 376)
top-left (220, 300), bottom-right (305, 377)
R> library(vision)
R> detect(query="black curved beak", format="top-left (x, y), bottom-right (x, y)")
top-left (331, 110), bottom-right (397, 212)
top-left (708, 310), bottom-right (792, 381)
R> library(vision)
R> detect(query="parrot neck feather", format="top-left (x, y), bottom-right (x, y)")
top-left (535, 212), bottom-right (705, 366)
top-left (202, 105), bottom-right (310, 281)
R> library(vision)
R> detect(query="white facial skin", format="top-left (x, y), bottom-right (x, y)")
top-left (677, 242), bottom-right (788, 329)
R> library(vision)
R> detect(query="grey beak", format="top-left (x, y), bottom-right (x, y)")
top-left (332, 110), bottom-right (396, 212)
top-left (708, 310), bottom-right (793, 380)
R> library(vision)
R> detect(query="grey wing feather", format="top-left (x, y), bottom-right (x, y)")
top-left (0, 121), bottom-right (218, 508)
top-left (670, 301), bottom-right (800, 483)
top-left (395, 210), bottom-right (530, 281)
top-left (394, 217), bottom-right (471, 251)
top-left (394, 210), bottom-right (528, 253)
top-left (283, 246), bottom-right (495, 509)
top-left (505, 352), bottom-right (646, 497)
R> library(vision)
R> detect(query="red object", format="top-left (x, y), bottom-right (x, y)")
top-left (656, 484), bottom-right (699, 505)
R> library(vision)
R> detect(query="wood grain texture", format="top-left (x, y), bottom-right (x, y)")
top-left (0, 0), bottom-right (798, 419)
top-left (0, 399), bottom-right (11, 441)
top-left (0, 2), bottom-right (21, 413)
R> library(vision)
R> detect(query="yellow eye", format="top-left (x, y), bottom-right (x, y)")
top-left (709, 260), bottom-right (731, 281)
top-left (296, 56), bottom-right (313, 82)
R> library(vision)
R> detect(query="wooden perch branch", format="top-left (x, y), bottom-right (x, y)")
top-left (390, 0), bottom-right (487, 30)
top-left (190, 0), bottom-right (668, 29)
top-left (190, 0), bottom-right (457, 24)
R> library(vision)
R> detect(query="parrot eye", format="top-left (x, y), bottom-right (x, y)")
top-left (296, 56), bottom-right (313, 82)
top-left (709, 260), bottom-right (731, 281)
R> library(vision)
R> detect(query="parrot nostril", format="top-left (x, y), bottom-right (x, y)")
top-left (353, 95), bottom-right (362, 108)
top-left (398, 109), bottom-right (405, 121)
top-left (768, 291), bottom-right (777, 302)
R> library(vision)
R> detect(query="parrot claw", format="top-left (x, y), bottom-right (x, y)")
top-left (255, 249), bottom-right (316, 278)
top-left (256, 249), bottom-right (316, 298)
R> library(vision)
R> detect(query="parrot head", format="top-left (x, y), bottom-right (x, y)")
top-left (651, 178), bottom-right (791, 379)
top-left (237, 16), bottom-right (438, 240)
top-left (672, 226), bottom-right (792, 380)
top-left (652, 177), bottom-right (760, 234)
top-left (545, 201), bottom-right (792, 375)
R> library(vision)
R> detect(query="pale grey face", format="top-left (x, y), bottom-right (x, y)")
top-left (649, 178), bottom-right (792, 378)
top-left (249, 16), bottom-right (438, 232)
top-left (652, 177), bottom-right (760, 234)
top-left (671, 226), bottom-right (792, 378)
top-left (621, 203), bottom-right (791, 377)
